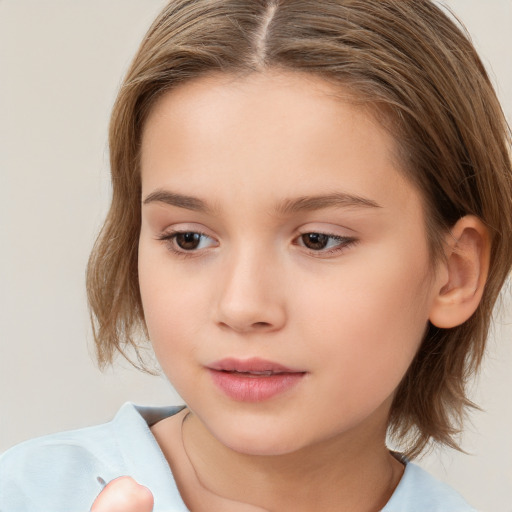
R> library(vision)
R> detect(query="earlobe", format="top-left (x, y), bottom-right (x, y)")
top-left (429, 215), bottom-right (490, 329)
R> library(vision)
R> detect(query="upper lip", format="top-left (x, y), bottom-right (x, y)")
top-left (207, 357), bottom-right (304, 374)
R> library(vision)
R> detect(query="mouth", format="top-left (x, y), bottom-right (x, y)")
top-left (207, 358), bottom-right (306, 402)
top-left (208, 357), bottom-right (303, 374)
top-left (220, 370), bottom-right (280, 377)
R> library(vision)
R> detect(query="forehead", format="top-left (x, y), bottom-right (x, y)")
top-left (140, 70), bottom-right (417, 216)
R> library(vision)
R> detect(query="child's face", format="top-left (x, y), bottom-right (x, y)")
top-left (138, 71), bottom-right (443, 455)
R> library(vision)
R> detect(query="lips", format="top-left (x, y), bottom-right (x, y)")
top-left (208, 357), bottom-right (302, 374)
top-left (207, 358), bottom-right (306, 402)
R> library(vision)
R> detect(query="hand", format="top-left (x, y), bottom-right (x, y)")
top-left (90, 476), bottom-right (154, 512)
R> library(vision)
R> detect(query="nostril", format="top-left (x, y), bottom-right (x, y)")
top-left (218, 320), bottom-right (273, 332)
top-left (253, 321), bottom-right (272, 328)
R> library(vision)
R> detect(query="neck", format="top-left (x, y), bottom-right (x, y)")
top-left (179, 409), bottom-right (404, 512)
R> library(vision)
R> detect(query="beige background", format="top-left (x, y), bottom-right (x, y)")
top-left (0, 1), bottom-right (511, 511)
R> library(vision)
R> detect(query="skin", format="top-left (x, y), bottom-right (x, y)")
top-left (90, 477), bottom-right (153, 512)
top-left (91, 70), bottom-right (489, 511)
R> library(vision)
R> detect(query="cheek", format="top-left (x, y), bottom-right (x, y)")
top-left (139, 278), bottom-right (207, 395)
top-left (294, 250), bottom-right (432, 399)
top-left (138, 243), bottom-right (204, 359)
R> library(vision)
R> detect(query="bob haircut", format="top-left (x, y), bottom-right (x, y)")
top-left (87, 0), bottom-right (512, 458)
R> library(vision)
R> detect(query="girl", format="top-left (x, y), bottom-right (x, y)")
top-left (1, 1), bottom-right (511, 511)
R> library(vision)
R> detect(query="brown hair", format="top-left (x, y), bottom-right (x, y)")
top-left (87, 0), bottom-right (512, 458)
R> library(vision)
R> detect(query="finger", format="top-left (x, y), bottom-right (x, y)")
top-left (90, 476), bottom-right (154, 512)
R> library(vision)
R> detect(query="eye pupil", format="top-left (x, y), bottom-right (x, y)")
top-left (302, 233), bottom-right (329, 250)
top-left (176, 232), bottom-right (201, 250)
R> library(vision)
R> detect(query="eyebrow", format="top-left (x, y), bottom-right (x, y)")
top-left (275, 192), bottom-right (382, 215)
top-left (143, 190), bottom-right (218, 214)
top-left (142, 189), bottom-right (382, 215)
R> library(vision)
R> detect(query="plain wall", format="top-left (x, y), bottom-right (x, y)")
top-left (0, 1), bottom-right (511, 511)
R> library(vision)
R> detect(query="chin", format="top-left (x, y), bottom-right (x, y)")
top-left (209, 417), bottom-right (308, 457)
top-left (224, 435), bottom-right (302, 457)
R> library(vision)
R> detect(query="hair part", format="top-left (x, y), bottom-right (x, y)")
top-left (87, 0), bottom-right (512, 458)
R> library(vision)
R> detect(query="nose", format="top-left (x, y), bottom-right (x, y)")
top-left (214, 248), bottom-right (287, 334)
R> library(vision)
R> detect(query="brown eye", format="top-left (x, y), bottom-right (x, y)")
top-left (296, 232), bottom-right (357, 255)
top-left (158, 229), bottom-right (217, 255)
top-left (300, 233), bottom-right (330, 250)
top-left (175, 232), bottom-right (203, 250)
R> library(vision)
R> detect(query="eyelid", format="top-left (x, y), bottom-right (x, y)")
top-left (157, 227), bottom-right (219, 257)
top-left (155, 224), bottom-right (358, 259)
top-left (296, 220), bottom-right (359, 235)
top-left (156, 221), bottom-right (217, 240)
top-left (294, 229), bottom-right (359, 257)
top-left (294, 221), bottom-right (357, 240)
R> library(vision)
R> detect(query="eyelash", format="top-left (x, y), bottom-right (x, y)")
top-left (157, 230), bottom-right (215, 259)
top-left (157, 230), bottom-right (358, 258)
top-left (294, 232), bottom-right (358, 256)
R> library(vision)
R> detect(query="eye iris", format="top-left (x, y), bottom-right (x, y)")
top-left (302, 233), bottom-right (329, 250)
top-left (176, 232), bottom-right (201, 250)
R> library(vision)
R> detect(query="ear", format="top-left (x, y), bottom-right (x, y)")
top-left (429, 215), bottom-right (490, 329)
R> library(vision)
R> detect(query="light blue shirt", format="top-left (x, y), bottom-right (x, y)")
top-left (0, 403), bottom-right (477, 511)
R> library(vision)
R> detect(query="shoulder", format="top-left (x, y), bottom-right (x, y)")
top-left (0, 404), bottom-right (131, 512)
top-left (382, 461), bottom-right (478, 512)
top-left (0, 403), bottom-right (185, 512)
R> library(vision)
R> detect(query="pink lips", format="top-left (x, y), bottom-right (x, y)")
top-left (207, 358), bottom-right (306, 402)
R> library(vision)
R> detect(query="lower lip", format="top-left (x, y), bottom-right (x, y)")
top-left (208, 369), bottom-right (305, 402)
